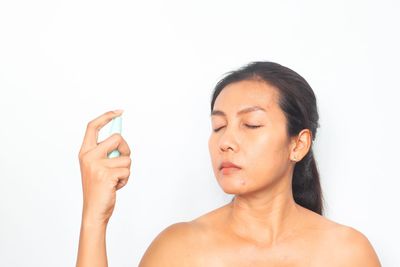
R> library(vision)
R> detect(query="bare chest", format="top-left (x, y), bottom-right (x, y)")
top-left (186, 234), bottom-right (334, 267)
top-left (192, 246), bottom-right (316, 267)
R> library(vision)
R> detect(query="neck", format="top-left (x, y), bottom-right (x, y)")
top-left (227, 180), bottom-right (301, 247)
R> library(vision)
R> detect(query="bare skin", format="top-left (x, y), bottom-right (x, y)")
top-left (76, 109), bottom-right (132, 267)
top-left (76, 80), bottom-right (381, 266)
top-left (140, 203), bottom-right (381, 266)
top-left (139, 80), bottom-right (381, 266)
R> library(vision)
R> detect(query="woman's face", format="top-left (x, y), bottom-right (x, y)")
top-left (208, 80), bottom-right (295, 196)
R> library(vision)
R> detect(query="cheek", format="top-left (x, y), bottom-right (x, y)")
top-left (208, 136), bottom-right (218, 169)
top-left (245, 132), bottom-right (289, 184)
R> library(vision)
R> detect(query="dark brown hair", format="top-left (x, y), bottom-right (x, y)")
top-left (210, 61), bottom-right (324, 215)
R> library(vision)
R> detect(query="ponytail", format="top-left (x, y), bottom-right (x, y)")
top-left (292, 149), bottom-right (324, 215)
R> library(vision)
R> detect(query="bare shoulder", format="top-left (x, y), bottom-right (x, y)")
top-left (291, 206), bottom-right (381, 266)
top-left (335, 225), bottom-right (381, 266)
top-left (138, 205), bottom-right (230, 267)
top-left (138, 221), bottom-right (204, 267)
top-left (320, 223), bottom-right (382, 267)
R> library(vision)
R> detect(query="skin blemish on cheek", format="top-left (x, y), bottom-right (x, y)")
top-left (240, 178), bottom-right (246, 186)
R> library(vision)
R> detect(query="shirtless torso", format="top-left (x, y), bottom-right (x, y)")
top-left (139, 203), bottom-right (381, 267)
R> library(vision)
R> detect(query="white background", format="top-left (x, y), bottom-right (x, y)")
top-left (1, 0), bottom-right (399, 266)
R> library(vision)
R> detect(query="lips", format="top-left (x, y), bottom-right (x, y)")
top-left (219, 161), bottom-right (241, 170)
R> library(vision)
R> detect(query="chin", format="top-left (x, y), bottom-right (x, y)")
top-left (216, 174), bottom-right (248, 194)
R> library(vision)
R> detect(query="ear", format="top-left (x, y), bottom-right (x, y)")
top-left (290, 129), bottom-right (312, 161)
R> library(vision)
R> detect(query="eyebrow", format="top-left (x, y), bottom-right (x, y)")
top-left (210, 105), bottom-right (267, 117)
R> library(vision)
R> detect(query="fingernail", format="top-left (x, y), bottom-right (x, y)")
top-left (113, 109), bottom-right (124, 114)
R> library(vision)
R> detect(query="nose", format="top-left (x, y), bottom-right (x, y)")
top-left (218, 126), bottom-right (239, 153)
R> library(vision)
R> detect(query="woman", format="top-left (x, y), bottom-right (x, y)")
top-left (76, 61), bottom-right (381, 266)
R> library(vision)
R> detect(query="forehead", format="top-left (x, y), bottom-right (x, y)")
top-left (213, 80), bottom-right (280, 113)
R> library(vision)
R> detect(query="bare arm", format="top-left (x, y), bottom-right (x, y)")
top-left (75, 110), bottom-right (132, 267)
top-left (76, 218), bottom-right (108, 267)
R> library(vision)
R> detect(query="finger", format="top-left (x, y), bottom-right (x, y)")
top-left (116, 178), bottom-right (128, 190)
top-left (110, 167), bottom-right (130, 182)
top-left (101, 156), bottom-right (132, 169)
top-left (110, 167), bottom-right (130, 190)
top-left (96, 133), bottom-right (131, 159)
top-left (80, 110), bottom-right (124, 155)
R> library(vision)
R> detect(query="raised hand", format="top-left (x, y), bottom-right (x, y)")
top-left (78, 110), bottom-right (132, 225)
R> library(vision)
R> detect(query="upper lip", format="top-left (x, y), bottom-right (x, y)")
top-left (219, 161), bottom-right (241, 170)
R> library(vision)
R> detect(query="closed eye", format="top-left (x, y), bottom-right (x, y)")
top-left (213, 124), bottom-right (262, 132)
top-left (246, 124), bottom-right (262, 129)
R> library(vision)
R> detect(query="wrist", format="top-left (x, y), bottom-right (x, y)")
top-left (81, 211), bottom-right (110, 228)
top-left (81, 218), bottom-right (108, 229)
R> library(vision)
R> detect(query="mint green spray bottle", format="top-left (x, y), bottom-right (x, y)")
top-left (107, 115), bottom-right (122, 158)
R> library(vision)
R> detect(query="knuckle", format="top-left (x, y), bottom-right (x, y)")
top-left (86, 120), bottom-right (97, 130)
top-left (78, 149), bottom-right (88, 159)
top-left (86, 120), bottom-right (94, 128)
top-left (109, 133), bottom-right (121, 141)
top-left (113, 132), bottom-right (122, 139)
top-left (79, 153), bottom-right (88, 164)
top-left (112, 134), bottom-right (122, 143)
